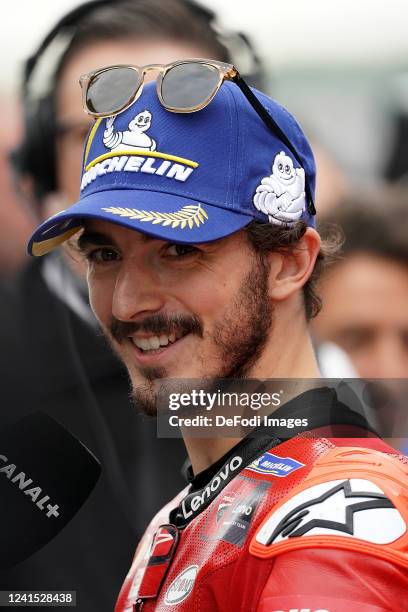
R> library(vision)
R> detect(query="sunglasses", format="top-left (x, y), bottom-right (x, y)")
top-left (79, 59), bottom-right (315, 215)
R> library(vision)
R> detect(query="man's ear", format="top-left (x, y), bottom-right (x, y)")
top-left (268, 228), bottom-right (321, 301)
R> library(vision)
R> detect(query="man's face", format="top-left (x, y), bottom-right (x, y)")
top-left (79, 221), bottom-right (273, 414)
top-left (313, 253), bottom-right (408, 377)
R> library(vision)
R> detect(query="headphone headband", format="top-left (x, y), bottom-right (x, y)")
top-left (24, 0), bottom-right (114, 92)
top-left (13, 0), bottom-right (266, 207)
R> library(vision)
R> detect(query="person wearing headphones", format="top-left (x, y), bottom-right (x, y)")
top-left (2, 1), bottom-right (264, 610)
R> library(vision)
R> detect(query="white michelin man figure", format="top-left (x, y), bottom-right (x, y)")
top-left (103, 110), bottom-right (156, 152)
top-left (253, 151), bottom-right (306, 225)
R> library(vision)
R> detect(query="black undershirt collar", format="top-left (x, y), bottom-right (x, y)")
top-left (171, 386), bottom-right (375, 528)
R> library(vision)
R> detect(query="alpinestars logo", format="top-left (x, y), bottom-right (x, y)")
top-left (256, 478), bottom-right (406, 547)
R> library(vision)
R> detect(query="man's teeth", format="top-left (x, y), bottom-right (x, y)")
top-left (132, 332), bottom-right (180, 351)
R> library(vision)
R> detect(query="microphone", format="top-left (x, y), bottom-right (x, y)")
top-left (0, 411), bottom-right (101, 569)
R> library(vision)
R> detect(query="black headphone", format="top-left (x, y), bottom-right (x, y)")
top-left (11, 0), bottom-right (266, 208)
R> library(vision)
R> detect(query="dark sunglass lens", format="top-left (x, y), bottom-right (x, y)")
top-left (86, 67), bottom-right (140, 114)
top-left (161, 63), bottom-right (220, 109)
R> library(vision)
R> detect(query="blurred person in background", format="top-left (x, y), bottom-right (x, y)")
top-left (384, 71), bottom-right (408, 183)
top-left (1, 0), bottom-right (265, 609)
top-left (313, 188), bottom-right (408, 447)
top-left (0, 98), bottom-right (34, 275)
top-left (313, 142), bottom-right (350, 216)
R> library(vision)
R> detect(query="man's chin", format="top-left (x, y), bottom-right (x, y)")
top-left (129, 364), bottom-right (172, 416)
top-left (131, 381), bottom-right (159, 417)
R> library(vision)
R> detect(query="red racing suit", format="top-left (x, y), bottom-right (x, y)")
top-left (115, 391), bottom-right (408, 612)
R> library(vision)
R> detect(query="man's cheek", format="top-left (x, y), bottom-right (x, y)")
top-left (88, 282), bottom-right (110, 327)
top-left (87, 289), bottom-right (100, 321)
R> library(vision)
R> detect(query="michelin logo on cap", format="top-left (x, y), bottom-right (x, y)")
top-left (80, 109), bottom-right (197, 191)
top-left (253, 151), bottom-right (306, 226)
top-left (103, 110), bottom-right (156, 152)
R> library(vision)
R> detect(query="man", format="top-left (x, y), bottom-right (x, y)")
top-left (4, 1), bottom-right (261, 609)
top-left (28, 70), bottom-right (408, 610)
top-left (313, 191), bottom-right (408, 379)
top-left (313, 191), bottom-right (408, 450)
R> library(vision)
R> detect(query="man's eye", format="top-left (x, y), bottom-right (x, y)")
top-left (166, 244), bottom-right (198, 257)
top-left (86, 248), bottom-right (120, 263)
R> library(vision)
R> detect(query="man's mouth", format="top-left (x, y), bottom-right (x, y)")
top-left (129, 330), bottom-right (187, 354)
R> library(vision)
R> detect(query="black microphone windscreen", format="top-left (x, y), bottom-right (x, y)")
top-left (0, 412), bottom-right (101, 569)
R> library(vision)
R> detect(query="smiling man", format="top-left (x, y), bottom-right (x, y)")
top-left (79, 227), bottom-right (275, 409)
top-left (28, 75), bottom-right (408, 611)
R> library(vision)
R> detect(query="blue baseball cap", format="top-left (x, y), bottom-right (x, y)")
top-left (28, 80), bottom-right (316, 257)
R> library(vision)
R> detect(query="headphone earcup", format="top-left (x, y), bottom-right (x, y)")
top-left (11, 95), bottom-right (57, 203)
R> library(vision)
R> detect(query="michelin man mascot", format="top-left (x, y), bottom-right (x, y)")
top-left (103, 110), bottom-right (156, 153)
top-left (253, 151), bottom-right (306, 225)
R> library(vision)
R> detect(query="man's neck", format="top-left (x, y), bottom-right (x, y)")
top-left (183, 325), bottom-right (321, 475)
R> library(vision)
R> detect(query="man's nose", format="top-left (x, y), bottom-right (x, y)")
top-left (112, 259), bottom-right (164, 321)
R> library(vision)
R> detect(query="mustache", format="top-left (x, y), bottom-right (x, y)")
top-left (109, 313), bottom-right (203, 344)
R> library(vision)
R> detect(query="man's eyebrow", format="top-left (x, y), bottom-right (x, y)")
top-left (77, 228), bottom-right (158, 251)
top-left (77, 231), bottom-right (117, 251)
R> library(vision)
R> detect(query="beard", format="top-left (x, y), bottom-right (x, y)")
top-left (212, 253), bottom-right (273, 379)
top-left (107, 253), bottom-right (273, 416)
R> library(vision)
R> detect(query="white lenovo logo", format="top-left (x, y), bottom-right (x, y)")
top-left (181, 456), bottom-right (242, 519)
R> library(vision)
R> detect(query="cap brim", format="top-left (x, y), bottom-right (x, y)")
top-left (28, 190), bottom-right (253, 256)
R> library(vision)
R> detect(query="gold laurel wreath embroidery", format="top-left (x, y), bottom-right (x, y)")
top-left (101, 204), bottom-right (208, 229)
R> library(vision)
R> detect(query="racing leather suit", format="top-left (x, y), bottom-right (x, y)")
top-left (115, 387), bottom-right (408, 612)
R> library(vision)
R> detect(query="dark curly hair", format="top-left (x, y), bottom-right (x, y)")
top-left (245, 220), bottom-right (342, 320)
top-left (318, 187), bottom-right (408, 267)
